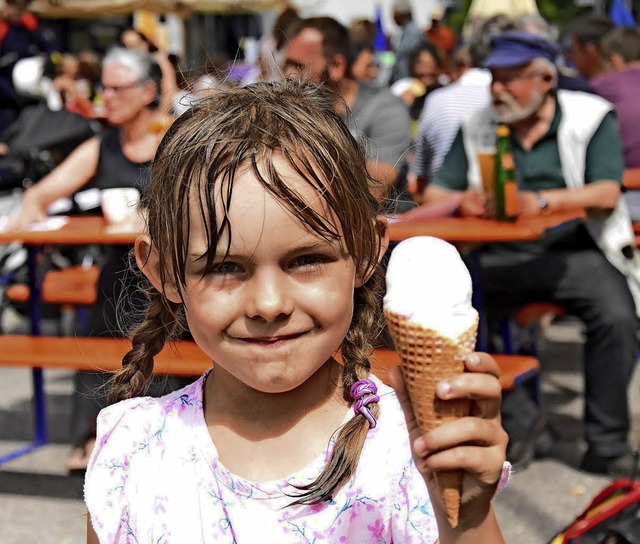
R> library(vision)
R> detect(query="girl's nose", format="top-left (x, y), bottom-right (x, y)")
top-left (245, 269), bottom-right (293, 321)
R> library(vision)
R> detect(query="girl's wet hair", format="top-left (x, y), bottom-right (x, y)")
top-left (109, 79), bottom-right (386, 505)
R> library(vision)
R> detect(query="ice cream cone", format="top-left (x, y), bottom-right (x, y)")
top-left (385, 309), bottom-right (479, 528)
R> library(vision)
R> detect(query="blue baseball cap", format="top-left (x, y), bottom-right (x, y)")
top-left (483, 31), bottom-right (560, 69)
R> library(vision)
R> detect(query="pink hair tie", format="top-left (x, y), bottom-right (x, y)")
top-left (350, 379), bottom-right (380, 429)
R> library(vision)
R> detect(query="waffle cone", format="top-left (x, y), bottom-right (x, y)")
top-left (385, 310), bottom-right (479, 528)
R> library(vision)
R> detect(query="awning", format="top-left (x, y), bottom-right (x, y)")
top-left (29, 0), bottom-right (281, 17)
top-left (467, 0), bottom-right (539, 19)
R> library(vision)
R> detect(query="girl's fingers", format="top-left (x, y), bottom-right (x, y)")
top-left (436, 371), bottom-right (501, 401)
top-left (389, 356), bottom-right (503, 428)
top-left (436, 372), bottom-right (502, 419)
top-left (464, 352), bottom-right (500, 378)
top-left (416, 444), bottom-right (506, 487)
top-left (412, 418), bottom-right (508, 488)
top-left (413, 416), bottom-right (508, 459)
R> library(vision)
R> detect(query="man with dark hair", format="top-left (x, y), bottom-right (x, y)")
top-left (425, 31), bottom-right (640, 477)
top-left (284, 16), bottom-right (411, 202)
top-left (0, 0), bottom-right (55, 133)
top-left (568, 14), bottom-right (615, 80)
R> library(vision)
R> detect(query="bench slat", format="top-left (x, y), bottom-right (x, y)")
top-left (6, 265), bottom-right (100, 306)
top-left (0, 335), bottom-right (211, 376)
top-left (0, 335), bottom-right (538, 390)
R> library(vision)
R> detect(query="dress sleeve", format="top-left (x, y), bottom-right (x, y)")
top-left (83, 397), bottom-right (152, 543)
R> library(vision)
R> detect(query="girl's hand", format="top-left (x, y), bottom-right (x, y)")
top-left (389, 352), bottom-right (508, 529)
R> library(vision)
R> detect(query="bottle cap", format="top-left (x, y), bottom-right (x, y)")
top-left (496, 125), bottom-right (510, 137)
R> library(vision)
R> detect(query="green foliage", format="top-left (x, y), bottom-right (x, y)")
top-left (448, 0), bottom-right (473, 36)
top-left (446, 0), bottom-right (594, 39)
top-left (536, 0), bottom-right (592, 34)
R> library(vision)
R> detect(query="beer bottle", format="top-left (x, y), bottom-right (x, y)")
top-left (494, 125), bottom-right (519, 221)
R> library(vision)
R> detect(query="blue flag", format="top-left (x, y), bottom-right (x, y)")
top-left (373, 4), bottom-right (387, 51)
top-left (609, 0), bottom-right (636, 26)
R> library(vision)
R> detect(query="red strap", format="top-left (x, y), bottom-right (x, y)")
top-left (0, 20), bottom-right (8, 49)
top-left (21, 12), bottom-right (38, 32)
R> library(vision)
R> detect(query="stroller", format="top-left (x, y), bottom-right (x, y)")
top-left (0, 103), bottom-right (100, 331)
top-left (0, 102), bottom-right (99, 192)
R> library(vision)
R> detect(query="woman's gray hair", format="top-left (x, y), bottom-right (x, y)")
top-left (102, 46), bottom-right (161, 108)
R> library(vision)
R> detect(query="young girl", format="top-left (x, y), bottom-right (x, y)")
top-left (85, 80), bottom-right (509, 543)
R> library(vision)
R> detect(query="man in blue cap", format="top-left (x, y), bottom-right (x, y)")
top-left (423, 30), bottom-right (640, 476)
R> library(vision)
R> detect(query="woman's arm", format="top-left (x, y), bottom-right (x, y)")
top-left (155, 53), bottom-right (179, 115)
top-left (8, 136), bottom-right (100, 229)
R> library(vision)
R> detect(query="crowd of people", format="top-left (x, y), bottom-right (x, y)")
top-left (2, 0), bottom-right (640, 541)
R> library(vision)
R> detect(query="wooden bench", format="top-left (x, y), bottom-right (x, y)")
top-left (0, 335), bottom-right (540, 465)
top-left (5, 265), bottom-right (100, 334)
top-left (0, 335), bottom-right (539, 389)
top-left (5, 265), bottom-right (100, 306)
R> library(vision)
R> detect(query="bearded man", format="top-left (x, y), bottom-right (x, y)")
top-left (424, 31), bottom-right (640, 477)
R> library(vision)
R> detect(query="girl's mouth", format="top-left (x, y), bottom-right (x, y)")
top-left (240, 332), bottom-right (305, 346)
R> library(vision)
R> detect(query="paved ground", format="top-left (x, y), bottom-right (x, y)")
top-left (0, 319), bottom-right (638, 543)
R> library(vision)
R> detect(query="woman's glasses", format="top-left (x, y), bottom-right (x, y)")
top-left (97, 81), bottom-right (144, 94)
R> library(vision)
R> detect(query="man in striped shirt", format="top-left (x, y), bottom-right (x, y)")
top-left (408, 15), bottom-right (517, 203)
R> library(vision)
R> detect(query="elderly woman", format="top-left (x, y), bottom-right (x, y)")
top-left (9, 46), bottom-right (181, 471)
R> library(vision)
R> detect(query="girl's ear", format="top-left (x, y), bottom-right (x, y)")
top-left (354, 216), bottom-right (389, 288)
top-left (135, 234), bottom-right (181, 304)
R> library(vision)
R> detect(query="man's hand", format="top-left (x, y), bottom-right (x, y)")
top-left (458, 190), bottom-right (488, 218)
top-left (517, 191), bottom-right (546, 216)
top-left (407, 172), bottom-right (428, 205)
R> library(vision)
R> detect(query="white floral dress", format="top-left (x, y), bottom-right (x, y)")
top-left (84, 371), bottom-right (440, 543)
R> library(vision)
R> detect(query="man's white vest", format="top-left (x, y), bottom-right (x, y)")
top-left (461, 90), bottom-right (640, 316)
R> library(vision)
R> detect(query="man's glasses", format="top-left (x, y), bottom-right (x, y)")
top-left (491, 71), bottom-right (543, 87)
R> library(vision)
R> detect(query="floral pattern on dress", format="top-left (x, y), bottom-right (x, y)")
top-left (85, 371), bottom-right (439, 543)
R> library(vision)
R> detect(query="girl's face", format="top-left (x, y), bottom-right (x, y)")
top-left (170, 157), bottom-right (361, 394)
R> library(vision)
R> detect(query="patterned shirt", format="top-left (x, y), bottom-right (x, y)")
top-left (85, 372), bottom-right (439, 543)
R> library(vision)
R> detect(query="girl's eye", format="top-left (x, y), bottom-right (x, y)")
top-left (211, 261), bottom-right (243, 275)
top-left (291, 255), bottom-right (328, 269)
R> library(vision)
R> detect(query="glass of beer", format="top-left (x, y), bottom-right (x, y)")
top-left (477, 151), bottom-right (496, 195)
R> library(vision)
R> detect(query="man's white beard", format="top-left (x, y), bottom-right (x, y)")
top-left (493, 88), bottom-right (546, 124)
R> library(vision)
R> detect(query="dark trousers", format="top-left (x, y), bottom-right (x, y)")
top-left (479, 241), bottom-right (639, 457)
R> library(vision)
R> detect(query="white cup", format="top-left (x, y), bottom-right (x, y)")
top-left (101, 188), bottom-right (141, 227)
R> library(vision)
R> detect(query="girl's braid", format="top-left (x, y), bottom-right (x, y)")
top-left (290, 265), bottom-right (386, 505)
top-left (108, 287), bottom-right (182, 404)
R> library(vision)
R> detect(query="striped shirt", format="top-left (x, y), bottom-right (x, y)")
top-left (411, 68), bottom-right (492, 180)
